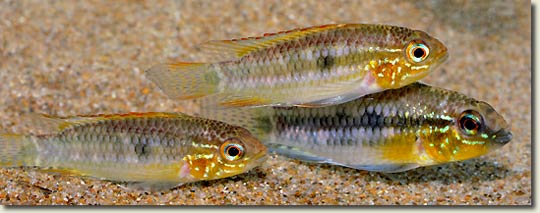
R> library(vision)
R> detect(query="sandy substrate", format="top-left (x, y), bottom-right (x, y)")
top-left (0, 0), bottom-right (531, 205)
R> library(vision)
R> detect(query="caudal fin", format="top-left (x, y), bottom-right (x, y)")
top-left (0, 134), bottom-right (36, 167)
top-left (145, 62), bottom-right (220, 100)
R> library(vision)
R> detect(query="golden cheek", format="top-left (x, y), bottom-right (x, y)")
top-left (216, 157), bottom-right (247, 175)
top-left (370, 60), bottom-right (403, 89)
top-left (423, 138), bottom-right (453, 163)
top-left (188, 158), bottom-right (211, 179)
top-left (182, 154), bottom-right (220, 180)
top-left (451, 140), bottom-right (491, 161)
top-left (420, 129), bottom-right (457, 164)
top-left (421, 129), bottom-right (492, 163)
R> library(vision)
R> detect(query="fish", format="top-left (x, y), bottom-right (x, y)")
top-left (145, 23), bottom-right (448, 108)
top-left (195, 82), bottom-right (512, 173)
top-left (0, 112), bottom-right (267, 190)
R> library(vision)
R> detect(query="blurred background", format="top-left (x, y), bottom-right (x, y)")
top-left (0, 0), bottom-right (531, 205)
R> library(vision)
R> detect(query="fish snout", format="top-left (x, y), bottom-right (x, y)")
top-left (493, 129), bottom-right (513, 145)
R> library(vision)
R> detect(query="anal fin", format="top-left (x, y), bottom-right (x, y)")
top-left (40, 167), bottom-right (87, 177)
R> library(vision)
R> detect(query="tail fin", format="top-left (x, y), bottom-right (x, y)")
top-left (0, 134), bottom-right (37, 167)
top-left (196, 102), bottom-right (274, 141)
top-left (145, 62), bottom-right (220, 100)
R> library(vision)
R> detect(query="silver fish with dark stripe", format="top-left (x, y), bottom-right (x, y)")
top-left (146, 24), bottom-right (448, 108)
top-left (197, 82), bottom-right (512, 172)
top-left (0, 112), bottom-right (267, 189)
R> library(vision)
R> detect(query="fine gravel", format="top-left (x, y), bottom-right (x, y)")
top-left (0, 0), bottom-right (531, 205)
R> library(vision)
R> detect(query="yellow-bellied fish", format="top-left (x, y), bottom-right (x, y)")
top-left (145, 24), bottom-right (448, 108)
top-left (197, 82), bottom-right (512, 172)
top-left (0, 112), bottom-right (267, 189)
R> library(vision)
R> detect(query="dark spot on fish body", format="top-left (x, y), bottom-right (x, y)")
top-left (331, 117), bottom-right (339, 127)
top-left (377, 115), bottom-right (385, 127)
top-left (134, 143), bottom-right (150, 160)
top-left (243, 67), bottom-right (252, 75)
top-left (344, 138), bottom-right (354, 146)
top-left (384, 116), bottom-right (393, 125)
top-left (367, 113), bottom-right (378, 127)
top-left (317, 55), bottom-right (334, 71)
top-left (362, 115), bottom-right (369, 126)
top-left (204, 71), bottom-right (220, 84)
top-left (323, 116), bottom-right (331, 127)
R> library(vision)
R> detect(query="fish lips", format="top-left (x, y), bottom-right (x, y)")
top-left (245, 149), bottom-right (268, 171)
top-left (493, 129), bottom-right (513, 145)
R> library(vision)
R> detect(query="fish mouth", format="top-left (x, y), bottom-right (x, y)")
top-left (254, 151), bottom-right (268, 164)
top-left (254, 154), bottom-right (267, 166)
top-left (493, 129), bottom-right (513, 145)
top-left (431, 36), bottom-right (449, 64)
top-left (246, 150), bottom-right (268, 170)
top-left (438, 52), bottom-right (449, 64)
top-left (430, 52), bottom-right (449, 70)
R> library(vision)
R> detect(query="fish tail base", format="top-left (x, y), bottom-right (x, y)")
top-left (0, 134), bottom-right (36, 167)
top-left (145, 62), bottom-right (219, 100)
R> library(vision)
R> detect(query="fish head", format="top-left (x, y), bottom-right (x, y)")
top-left (182, 124), bottom-right (267, 181)
top-left (421, 100), bottom-right (512, 164)
top-left (450, 100), bottom-right (512, 160)
top-left (369, 29), bottom-right (448, 89)
top-left (400, 30), bottom-right (448, 85)
top-left (214, 127), bottom-right (268, 177)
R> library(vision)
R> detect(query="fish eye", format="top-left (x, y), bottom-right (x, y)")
top-left (459, 110), bottom-right (483, 135)
top-left (406, 40), bottom-right (430, 63)
top-left (220, 139), bottom-right (245, 161)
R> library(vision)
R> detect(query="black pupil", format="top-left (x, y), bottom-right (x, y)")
top-left (413, 47), bottom-right (425, 58)
top-left (227, 146), bottom-right (240, 157)
top-left (463, 118), bottom-right (478, 131)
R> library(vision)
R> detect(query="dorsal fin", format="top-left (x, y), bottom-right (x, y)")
top-left (23, 112), bottom-right (183, 134)
top-left (199, 24), bottom-right (350, 61)
top-left (22, 113), bottom-right (97, 134)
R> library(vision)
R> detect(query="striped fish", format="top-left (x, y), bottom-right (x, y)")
top-left (0, 112), bottom-right (267, 190)
top-left (196, 82), bottom-right (512, 172)
top-left (145, 24), bottom-right (448, 108)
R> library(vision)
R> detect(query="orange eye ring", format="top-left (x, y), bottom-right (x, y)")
top-left (406, 40), bottom-right (430, 63)
top-left (220, 139), bottom-right (245, 161)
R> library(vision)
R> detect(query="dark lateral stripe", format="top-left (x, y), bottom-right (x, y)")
top-left (317, 55), bottom-right (335, 70)
top-left (272, 111), bottom-right (453, 131)
top-left (134, 143), bottom-right (150, 159)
